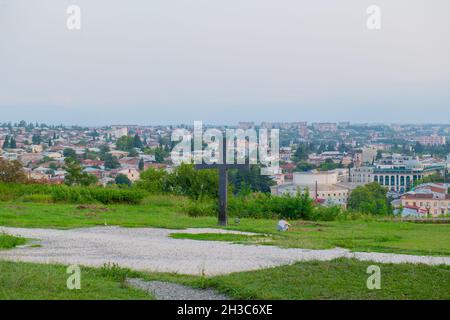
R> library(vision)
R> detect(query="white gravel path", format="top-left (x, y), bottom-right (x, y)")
top-left (0, 226), bottom-right (449, 275)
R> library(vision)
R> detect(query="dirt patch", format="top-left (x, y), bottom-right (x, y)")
top-left (290, 227), bottom-right (324, 232)
top-left (7, 205), bottom-right (28, 215)
top-left (292, 221), bottom-right (326, 227)
top-left (76, 205), bottom-right (109, 212)
top-left (85, 212), bottom-right (99, 218)
top-left (8, 205), bottom-right (27, 210)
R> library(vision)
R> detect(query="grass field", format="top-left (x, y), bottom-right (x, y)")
top-left (0, 195), bottom-right (449, 300)
top-left (0, 260), bottom-right (152, 300)
top-left (206, 259), bottom-right (450, 300)
top-left (1, 198), bottom-right (449, 256)
top-left (1, 259), bottom-right (448, 300)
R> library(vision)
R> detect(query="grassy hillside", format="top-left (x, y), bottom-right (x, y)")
top-left (2, 259), bottom-right (448, 300)
top-left (0, 196), bottom-right (449, 256)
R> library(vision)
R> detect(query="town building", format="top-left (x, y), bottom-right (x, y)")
top-left (350, 155), bottom-right (445, 194)
top-left (400, 183), bottom-right (450, 216)
top-left (414, 135), bottom-right (446, 146)
top-left (271, 169), bottom-right (350, 207)
top-left (312, 123), bottom-right (337, 132)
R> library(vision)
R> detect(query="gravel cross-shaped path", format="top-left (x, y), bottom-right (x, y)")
top-left (1, 226), bottom-right (449, 275)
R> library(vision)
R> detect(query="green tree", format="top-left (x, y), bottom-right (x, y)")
top-left (296, 161), bottom-right (315, 172)
top-left (115, 174), bottom-right (132, 187)
top-left (99, 144), bottom-right (111, 159)
top-left (138, 158), bottom-right (145, 171)
top-left (128, 148), bottom-right (139, 157)
top-left (103, 153), bottom-right (121, 169)
top-left (137, 164), bottom-right (219, 200)
top-left (63, 148), bottom-right (77, 160)
top-left (167, 164), bottom-right (219, 199)
top-left (348, 183), bottom-right (392, 215)
top-left (318, 159), bottom-right (343, 171)
top-left (64, 158), bottom-right (98, 186)
top-left (137, 167), bottom-right (169, 193)
top-left (2, 136), bottom-right (10, 149)
top-left (154, 146), bottom-right (168, 163)
top-left (116, 136), bottom-right (134, 152)
top-left (9, 137), bottom-right (16, 149)
top-left (293, 143), bottom-right (311, 161)
top-left (32, 134), bottom-right (41, 145)
top-left (0, 159), bottom-right (28, 183)
top-left (413, 142), bottom-right (424, 154)
top-left (133, 134), bottom-right (144, 149)
top-left (228, 165), bottom-right (275, 194)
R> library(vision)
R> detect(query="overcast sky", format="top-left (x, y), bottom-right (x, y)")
top-left (0, 0), bottom-right (449, 125)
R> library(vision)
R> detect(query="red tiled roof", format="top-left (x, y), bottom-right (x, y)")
top-left (416, 186), bottom-right (446, 194)
top-left (280, 163), bottom-right (295, 170)
top-left (401, 194), bottom-right (433, 199)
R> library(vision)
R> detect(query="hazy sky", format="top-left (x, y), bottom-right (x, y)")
top-left (1, 0), bottom-right (449, 125)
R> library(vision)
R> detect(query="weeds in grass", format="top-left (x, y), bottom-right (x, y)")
top-left (0, 232), bottom-right (26, 249)
top-left (97, 262), bottom-right (142, 288)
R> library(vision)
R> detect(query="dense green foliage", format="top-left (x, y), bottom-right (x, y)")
top-left (348, 183), bottom-right (393, 215)
top-left (0, 183), bottom-right (146, 204)
top-left (103, 153), bottom-right (121, 169)
top-left (0, 233), bottom-right (26, 249)
top-left (228, 192), bottom-right (314, 219)
top-left (116, 136), bottom-right (134, 152)
top-left (228, 165), bottom-right (275, 195)
top-left (115, 174), bottom-right (132, 187)
top-left (0, 159), bottom-right (28, 183)
top-left (184, 192), bottom-right (343, 221)
top-left (414, 173), bottom-right (448, 185)
top-left (63, 148), bottom-right (77, 159)
top-left (317, 158), bottom-right (344, 171)
top-left (137, 164), bottom-right (219, 200)
top-left (64, 158), bottom-right (98, 186)
top-left (137, 164), bottom-right (275, 199)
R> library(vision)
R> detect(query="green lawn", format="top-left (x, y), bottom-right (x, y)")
top-left (0, 199), bottom-right (449, 256)
top-left (2, 259), bottom-right (447, 300)
top-left (0, 261), bottom-right (152, 300)
top-left (206, 259), bottom-right (450, 300)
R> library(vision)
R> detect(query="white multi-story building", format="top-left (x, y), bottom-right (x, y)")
top-left (112, 127), bottom-right (128, 139)
top-left (350, 155), bottom-right (445, 194)
top-left (272, 169), bottom-right (350, 207)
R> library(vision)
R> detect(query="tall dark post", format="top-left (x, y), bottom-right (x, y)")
top-left (218, 166), bottom-right (228, 226)
top-left (195, 135), bottom-right (249, 226)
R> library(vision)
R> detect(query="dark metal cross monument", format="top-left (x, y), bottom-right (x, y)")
top-left (195, 137), bottom-right (249, 226)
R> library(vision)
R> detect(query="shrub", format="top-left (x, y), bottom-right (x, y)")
top-left (0, 232), bottom-right (26, 249)
top-left (348, 182), bottom-right (393, 215)
top-left (228, 192), bottom-right (314, 220)
top-left (0, 183), bottom-right (146, 204)
top-left (0, 159), bottom-right (28, 183)
top-left (137, 164), bottom-right (219, 200)
top-left (182, 200), bottom-right (217, 217)
top-left (307, 206), bottom-right (343, 221)
top-left (97, 263), bottom-right (140, 287)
